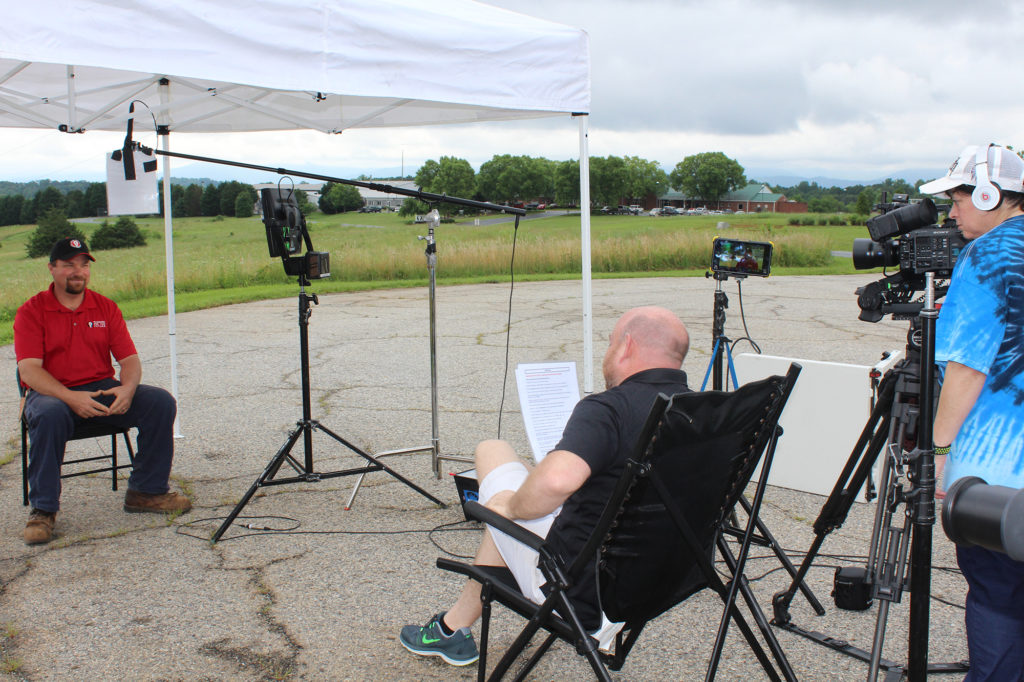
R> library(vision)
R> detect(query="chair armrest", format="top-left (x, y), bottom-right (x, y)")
top-left (464, 500), bottom-right (547, 553)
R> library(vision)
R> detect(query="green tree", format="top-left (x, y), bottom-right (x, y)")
top-left (669, 152), bottom-right (746, 205)
top-left (0, 195), bottom-right (25, 226)
top-left (433, 157), bottom-right (476, 199)
top-left (65, 190), bottom-right (86, 218)
top-left (84, 182), bottom-right (107, 217)
top-left (234, 191), bottom-right (254, 218)
top-left (398, 197), bottom-right (430, 217)
top-left (318, 182), bottom-right (338, 213)
top-left (218, 181), bottom-right (247, 215)
top-left (294, 189), bottom-right (314, 214)
top-left (184, 184), bottom-right (203, 217)
top-left (855, 189), bottom-right (874, 215)
top-left (415, 156), bottom-right (476, 213)
top-left (91, 216), bottom-right (147, 250)
top-left (26, 208), bottom-right (86, 259)
top-left (33, 186), bottom-right (66, 217)
top-left (624, 156), bottom-right (668, 202)
top-left (476, 154), bottom-right (547, 204)
top-left (324, 184), bottom-right (363, 213)
top-left (808, 196), bottom-right (843, 213)
top-left (554, 160), bottom-right (580, 206)
top-left (589, 156), bottom-right (629, 207)
top-left (201, 184), bottom-right (221, 216)
top-left (414, 159), bottom-right (441, 191)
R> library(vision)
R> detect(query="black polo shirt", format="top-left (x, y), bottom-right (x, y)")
top-left (546, 367), bottom-right (690, 629)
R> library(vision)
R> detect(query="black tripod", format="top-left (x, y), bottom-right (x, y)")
top-left (701, 271), bottom-right (826, 615)
top-left (771, 273), bottom-right (967, 680)
top-left (701, 272), bottom-right (740, 391)
top-left (211, 273), bottom-right (445, 543)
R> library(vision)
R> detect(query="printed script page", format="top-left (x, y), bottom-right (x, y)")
top-left (515, 362), bottom-right (580, 463)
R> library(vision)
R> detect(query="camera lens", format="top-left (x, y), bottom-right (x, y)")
top-left (866, 198), bottom-right (938, 241)
top-left (853, 238), bottom-right (899, 270)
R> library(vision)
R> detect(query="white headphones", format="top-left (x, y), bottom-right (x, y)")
top-left (972, 144), bottom-right (1001, 211)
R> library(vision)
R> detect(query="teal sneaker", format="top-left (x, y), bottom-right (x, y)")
top-left (400, 613), bottom-right (479, 666)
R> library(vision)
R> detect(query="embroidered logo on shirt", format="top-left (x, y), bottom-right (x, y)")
top-left (87, 321), bottom-right (107, 328)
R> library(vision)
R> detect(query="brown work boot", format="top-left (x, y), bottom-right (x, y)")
top-left (23, 509), bottom-right (56, 545)
top-left (123, 489), bottom-right (192, 514)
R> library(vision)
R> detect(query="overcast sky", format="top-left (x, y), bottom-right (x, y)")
top-left (1, 0), bottom-right (1021, 184)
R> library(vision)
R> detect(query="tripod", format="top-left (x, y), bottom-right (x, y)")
top-left (700, 271), bottom-right (826, 615)
top-left (771, 273), bottom-right (968, 681)
top-left (211, 273), bottom-right (445, 543)
top-left (701, 272), bottom-right (741, 391)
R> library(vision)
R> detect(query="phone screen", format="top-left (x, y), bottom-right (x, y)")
top-left (710, 238), bottom-right (773, 277)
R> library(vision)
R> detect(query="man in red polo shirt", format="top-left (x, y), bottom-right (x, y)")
top-left (15, 238), bottom-right (190, 545)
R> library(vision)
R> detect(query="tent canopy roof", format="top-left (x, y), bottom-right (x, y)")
top-left (0, 0), bottom-right (590, 134)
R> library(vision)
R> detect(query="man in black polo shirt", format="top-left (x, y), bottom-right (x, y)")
top-left (400, 306), bottom-right (691, 666)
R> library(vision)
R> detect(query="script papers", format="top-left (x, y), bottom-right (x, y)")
top-left (515, 362), bottom-right (580, 463)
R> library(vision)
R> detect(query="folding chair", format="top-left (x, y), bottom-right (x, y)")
top-left (438, 363), bottom-right (801, 681)
top-left (17, 369), bottom-right (136, 506)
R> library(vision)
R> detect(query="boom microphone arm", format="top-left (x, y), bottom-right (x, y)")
top-left (134, 144), bottom-right (527, 217)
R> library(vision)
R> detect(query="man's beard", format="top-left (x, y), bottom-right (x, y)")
top-left (64, 279), bottom-right (86, 294)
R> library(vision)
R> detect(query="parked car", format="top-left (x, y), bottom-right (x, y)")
top-left (659, 206), bottom-right (679, 216)
top-left (525, 202), bottom-right (540, 210)
top-left (358, 205), bottom-right (382, 213)
top-left (648, 208), bottom-right (660, 216)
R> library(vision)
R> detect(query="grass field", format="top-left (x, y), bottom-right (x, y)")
top-left (0, 210), bottom-right (878, 346)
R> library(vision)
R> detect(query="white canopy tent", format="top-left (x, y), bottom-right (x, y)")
top-left (0, 0), bottom-right (598, 423)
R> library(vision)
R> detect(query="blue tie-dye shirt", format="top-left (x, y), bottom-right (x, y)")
top-left (936, 214), bottom-right (1024, 489)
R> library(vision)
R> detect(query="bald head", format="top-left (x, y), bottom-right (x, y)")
top-left (602, 306), bottom-right (689, 388)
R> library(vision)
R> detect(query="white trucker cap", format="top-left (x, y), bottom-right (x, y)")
top-left (920, 144), bottom-right (1024, 197)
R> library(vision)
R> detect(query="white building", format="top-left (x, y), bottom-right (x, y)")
top-left (252, 179), bottom-right (417, 211)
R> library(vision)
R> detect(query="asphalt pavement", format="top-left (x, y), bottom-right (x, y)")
top-left (0, 274), bottom-right (970, 680)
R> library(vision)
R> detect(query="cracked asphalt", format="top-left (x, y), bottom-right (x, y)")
top-left (0, 275), bottom-right (970, 680)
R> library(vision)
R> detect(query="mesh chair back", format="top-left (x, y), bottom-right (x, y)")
top-left (598, 374), bottom-right (788, 625)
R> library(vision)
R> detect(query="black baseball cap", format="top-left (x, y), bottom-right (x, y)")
top-left (49, 238), bottom-right (95, 263)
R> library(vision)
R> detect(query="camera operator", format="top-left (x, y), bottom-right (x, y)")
top-left (920, 144), bottom-right (1024, 681)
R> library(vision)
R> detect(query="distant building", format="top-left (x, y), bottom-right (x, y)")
top-left (252, 179), bottom-right (417, 212)
top-left (252, 182), bottom-right (322, 209)
top-left (654, 182), bottom-right (807, 213)
top-left (355, 179), bottom-right (418, 210)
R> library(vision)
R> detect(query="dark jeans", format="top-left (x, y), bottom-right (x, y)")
top-left (957, 544), bottom-right (1024, 682)
top-left (23, 378), bottom-right (177, 512)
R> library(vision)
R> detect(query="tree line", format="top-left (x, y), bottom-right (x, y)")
top-left (0, 151), bottom-right (946, 228)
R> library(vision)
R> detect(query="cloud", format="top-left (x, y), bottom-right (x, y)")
top-left (2, 1), bottom-right (1023, 183)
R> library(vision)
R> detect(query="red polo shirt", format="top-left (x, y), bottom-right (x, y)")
top-left (14, 284), bottom-right (137, 388)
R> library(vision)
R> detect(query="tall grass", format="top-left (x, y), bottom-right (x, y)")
top-left (0, 211), bottom-right (861, 345)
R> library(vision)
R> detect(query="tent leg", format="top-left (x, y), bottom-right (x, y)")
top-left (576, 113), bottom-right (593, 394)
top-left (159, 80), bottom-right (182, 438)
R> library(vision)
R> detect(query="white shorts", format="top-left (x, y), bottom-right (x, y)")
top-left (477, 461), bottom-right (559, 604)
top-left (477, 460), bottom-right (624, 650)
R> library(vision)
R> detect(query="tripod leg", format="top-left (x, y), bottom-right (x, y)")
top-left (315, 422), bottom-right (446, 507)
top-left (211, 425), bottom-right (304, 543)
top-left (737, 495), bottom-right (825, 615)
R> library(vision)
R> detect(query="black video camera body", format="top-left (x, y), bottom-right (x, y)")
top-left (853, 196), bottom-right (965, 321)
top-left (853, 197), bottom-right (965, 276)
top-left (855, 227), bottom-right (966, 277)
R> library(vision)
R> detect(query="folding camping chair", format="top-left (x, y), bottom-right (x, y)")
top-left (17, 369), bottom-right (136, 506)
top-left (438, 363), bottom-right (801, 681)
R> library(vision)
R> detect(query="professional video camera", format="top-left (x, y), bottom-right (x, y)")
top-left (852, 194), bottom-right (966, 322)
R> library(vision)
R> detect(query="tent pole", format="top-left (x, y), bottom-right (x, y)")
top-left (159, 79), bottom-right (182, 437)
top-left (576, 113), bottom-right (593, 394)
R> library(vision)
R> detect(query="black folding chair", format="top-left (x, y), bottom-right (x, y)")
top-left (17, 369), bottom-right (136, 506)
top-left (438, 363), bottom-right (801, 681)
